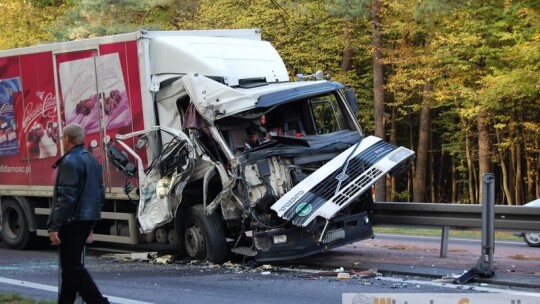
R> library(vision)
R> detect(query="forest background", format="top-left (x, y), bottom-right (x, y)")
top-left (1, 0), bottom-right (539, 205)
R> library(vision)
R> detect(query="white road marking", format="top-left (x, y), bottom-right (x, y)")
top-left (0, 277), bottom-right (154, 304)
top-left (0, 277), bottom-right (57, 292)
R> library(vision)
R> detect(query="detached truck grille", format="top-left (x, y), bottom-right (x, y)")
top-left (271, 136), bottom-right (415, 227)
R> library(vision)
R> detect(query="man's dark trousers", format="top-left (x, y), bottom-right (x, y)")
top-left (58, 220), bottom-right (109, 304)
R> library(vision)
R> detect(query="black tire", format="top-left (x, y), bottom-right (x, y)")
top-left (183, 204), bottom-right (228, 263)
top-left (174, 208), bottom-right (188, 259)
top-left (1, 198), bottom-right (37, 249)
top-left (524, 233), bottom-right (540, 247)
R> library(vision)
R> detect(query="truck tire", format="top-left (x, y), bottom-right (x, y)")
top-left (0, 198), bottom-right (38, 249)
top-left (183, 204), bottom-right (228, 263)
top-left (524, 233), bottom-right (540, 247)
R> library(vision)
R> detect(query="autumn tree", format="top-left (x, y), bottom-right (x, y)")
top-left (0, 0), bottom-right (68, 49)
top-left (49, 0), bottom-right (185, 40)
top-left (432, 0), bottom-right (540, 204)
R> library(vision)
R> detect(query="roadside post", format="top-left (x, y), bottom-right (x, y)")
top-left (480, 173), bottom-right (495, 273)
top-left (454, 173), bottom-right (496, 284)
top-left (439, 226), bottom-right (449, 258)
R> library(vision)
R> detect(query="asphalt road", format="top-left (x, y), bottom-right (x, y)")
top-left (335, 233), bottom-right (540, 276)
top-left (0, 235), bottom-right (539, 304)
top-left (0, 246), bottom-right (473, 304)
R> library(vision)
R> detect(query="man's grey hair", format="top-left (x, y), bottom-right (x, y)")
top-left (63, 123), bottom-right (85, 145)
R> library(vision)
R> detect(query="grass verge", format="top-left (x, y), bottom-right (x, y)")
top-left (0, 293), bottom-right (54, 304)
top-left (373, 226), bottom-right (523, 242)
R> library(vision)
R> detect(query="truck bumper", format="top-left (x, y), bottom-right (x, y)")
top-left (252, 211), bottom-right (373, 262)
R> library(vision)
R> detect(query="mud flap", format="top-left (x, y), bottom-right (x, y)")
top-left (271, 136), bottom-right (414, 227)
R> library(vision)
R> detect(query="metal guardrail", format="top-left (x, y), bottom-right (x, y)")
top-left (368, 173), bottom-right (539, 283)
top-left (369, 201), bottom-right (540, 232)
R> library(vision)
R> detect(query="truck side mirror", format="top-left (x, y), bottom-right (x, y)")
top-left (106, 144), bottom-right (137, 177)
top-left (344, 88), bottom-right (358, 117)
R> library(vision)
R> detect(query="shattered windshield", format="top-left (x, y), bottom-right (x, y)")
top-left (215, 90), bottom-right (357, 156)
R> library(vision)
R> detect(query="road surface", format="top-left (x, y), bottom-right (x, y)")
top-left (1, 235), bottom-right (539, 303)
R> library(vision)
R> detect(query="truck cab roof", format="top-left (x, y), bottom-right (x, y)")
top-left (180, 74), bottom-right (345, 121)
top-left (149, 35), bottom-right (290, 87)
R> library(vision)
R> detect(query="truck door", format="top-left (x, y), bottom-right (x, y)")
top-left (55, 47), bottom-right (137, 193)
top-left (54, 49), bottom-right (109, 182)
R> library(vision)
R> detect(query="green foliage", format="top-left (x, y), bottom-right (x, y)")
top-left (49, 0), bottom-right (177, 40)
top-left (2, 0), bottom-right (540, 203)
top-left (0, 0), bottom-right (66, 49)
top-left (394, 191), bottom-right (411, 201)
top-left (326, 0), bottom-right (371, 19)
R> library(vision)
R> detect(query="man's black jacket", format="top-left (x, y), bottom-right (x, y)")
top-left (48, 145), bottom-right (105, 232)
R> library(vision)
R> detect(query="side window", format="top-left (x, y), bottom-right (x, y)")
top-left (309, 94), bottom-right (347, 134)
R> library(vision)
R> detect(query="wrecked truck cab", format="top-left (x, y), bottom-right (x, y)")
top-left (108, 72), bottom-right (414, 263)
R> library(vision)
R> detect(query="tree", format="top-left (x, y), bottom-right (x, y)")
top-left (326, 0), bottom-right (388, 200)
top-left (0, 0), bottom-right (67, 49)
top-left (50, 0), bottom-right (181, 40)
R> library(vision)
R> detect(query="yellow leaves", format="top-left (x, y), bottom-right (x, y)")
top-left (523, 122), bottom-right (540, 133)
top-left (0, 0), bottom-right (66, 49)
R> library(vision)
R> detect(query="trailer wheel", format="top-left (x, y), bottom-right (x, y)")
top-left (0, 198), bottom-right (37, 249)
top-left (183, 205), bottom-right (228, 263)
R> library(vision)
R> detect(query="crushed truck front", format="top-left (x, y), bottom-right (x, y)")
top-left (194, 76), bottom-right (414, 261)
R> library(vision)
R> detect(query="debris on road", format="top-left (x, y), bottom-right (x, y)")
top-left (102, 252), bottom-right (157, 262)
top-left (433, 272), bottom-right (467, 283)
top-left (337, 272), bottom-right (350, 279)
top-left (99, 251), bottom-right (384, 282)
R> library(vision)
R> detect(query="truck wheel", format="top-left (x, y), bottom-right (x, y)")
top-left (183, 205), bottom-right (228, 263)
top-left (524, 233), bottom-right (540, 247)
top-left (1, 198), bottom-right (36, 249)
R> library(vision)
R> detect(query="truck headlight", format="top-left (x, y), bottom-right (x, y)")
top-left (273, 234), bottom-right (287, 244)
top-left (390, 148), bottom-right (412, 162)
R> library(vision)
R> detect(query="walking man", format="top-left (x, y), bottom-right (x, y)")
top-left (48, 123), bottom-right (109, 304)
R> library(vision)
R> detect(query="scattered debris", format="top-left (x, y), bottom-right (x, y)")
top-left (131, 252), bottom-right (153, 260)
top-left (350, 269), bottom-right (381, 279)
top-left (102, 252), bottom-right (158, 262)
top-left (99, 252), bottom-right (388, 283)
top-left (433, 272), bottom-right (466, 284)
top-left (258, 264), bottom-right (273, 270)
top-left (390, 283), bottom-right (408, 289)
top-left (337, 272), bottom-right (351, 279)
top-left (153, 255), bottom-right (173, 264)
top-left (433, 276), bottom-right (456, 283)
